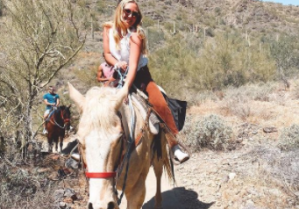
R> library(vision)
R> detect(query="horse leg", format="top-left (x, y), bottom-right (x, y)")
top-left (54, 136), bottom-right (58, 153)
top-left (59, 136), bottom-right (63, 153)
top-left (59, 131), bottom-right (65, 153)
top-left (47, 134), bottom-right (53, 153)
top-left (152, 158), bottom-right (163, 209)
top-left (126, 176), bottom-right (146, 209)
top-left (48, 142), bottom-right (53, 153)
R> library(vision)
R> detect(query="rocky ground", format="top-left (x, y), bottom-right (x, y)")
top-left (27, 129), bottom-right (298, 209)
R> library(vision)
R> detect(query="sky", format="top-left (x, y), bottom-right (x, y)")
top-left (262, 0), bottom-right (299, 5)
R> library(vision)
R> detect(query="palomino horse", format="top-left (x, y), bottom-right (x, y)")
top-left (68, 83), bottom-right (173, 209)
top-left (46, 105), bottom-right (71, 152)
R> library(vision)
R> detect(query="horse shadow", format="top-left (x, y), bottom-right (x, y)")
top-left (142, 187), bottom-right (214, 209)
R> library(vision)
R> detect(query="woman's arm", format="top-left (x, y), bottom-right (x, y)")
top-left (103, 26), bottom-right (118, 66)
top-left (123, 32), bottom-right (142, 91)
top-left (103, 26), bottom-right (128, 71)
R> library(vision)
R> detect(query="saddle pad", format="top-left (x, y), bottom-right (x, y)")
top-left (131, 92), bottom-right (160, 135)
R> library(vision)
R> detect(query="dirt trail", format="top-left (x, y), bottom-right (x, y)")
top-left (119, 167), bottom-right (183, 209)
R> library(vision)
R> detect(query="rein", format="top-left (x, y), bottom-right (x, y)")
top-left (49, 108), bottom-right (69, 129)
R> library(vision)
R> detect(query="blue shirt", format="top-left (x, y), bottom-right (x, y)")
top-left (43, 93), bottom-right (59, 110)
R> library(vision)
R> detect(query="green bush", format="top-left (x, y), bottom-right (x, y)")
top-left (0, 0), bottom-right (3, 16)
top-left (142, 16), bottom-right (155, 28)
top-left (149, 31), bottom-right (276, 99)
top-left (181, 114), bottom-right (234, 151)
top-left (278, 124), bottom-right (299, 151)
top-left (147, 27), bottom-right (165, 50)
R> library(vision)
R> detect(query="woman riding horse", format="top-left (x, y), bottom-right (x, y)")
top-left (102, 0), bottom-right (189, 163)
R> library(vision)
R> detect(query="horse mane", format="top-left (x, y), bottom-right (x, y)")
top-left (59, 105), bottom-right (67, 110)
top-left (78, 87), bottom-right (121, 138)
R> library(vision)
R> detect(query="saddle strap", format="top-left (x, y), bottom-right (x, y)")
top-left (134, 107), bottom-right (152, 147)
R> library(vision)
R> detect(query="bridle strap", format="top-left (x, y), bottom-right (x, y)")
top-left (60, 110), bottom-right (70, 123)
top-left (85, 172), bottom-right (116, 179)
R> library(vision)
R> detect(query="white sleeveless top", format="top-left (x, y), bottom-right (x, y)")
top-left (109, 28), bottom-right (148, 71)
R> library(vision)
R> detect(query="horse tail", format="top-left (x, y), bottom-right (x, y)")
top-left (152, 130), bottom-right (175, 183)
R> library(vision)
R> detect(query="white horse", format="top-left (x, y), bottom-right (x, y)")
top-left (68, 83), bottom-right (173, 209)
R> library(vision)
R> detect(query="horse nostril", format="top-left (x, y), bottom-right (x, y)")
top-left (107, 202), bottom-right (115, 209)
top-left (88, 202), bottom-right (93, 209)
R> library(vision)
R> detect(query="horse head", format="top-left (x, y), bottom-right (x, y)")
top-left (59, 105), bottom-right (71, 131)
top-left (68, 82), bottom-right (127, 209)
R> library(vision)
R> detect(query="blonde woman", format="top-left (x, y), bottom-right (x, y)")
top-left (102, 0), bottom-right (189, 163)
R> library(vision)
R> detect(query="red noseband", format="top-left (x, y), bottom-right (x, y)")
top-left (85, 172), bottom-right (116, 178)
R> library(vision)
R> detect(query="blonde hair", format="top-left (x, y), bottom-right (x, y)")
top-left (103, 0), bottom-right (147, 55)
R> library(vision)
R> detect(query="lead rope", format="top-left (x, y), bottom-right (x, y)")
top-left (115, 67), bottom-right (136, 206)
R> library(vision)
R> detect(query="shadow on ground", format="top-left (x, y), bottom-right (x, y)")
top-left (142, 187), bottom-right (214, 209)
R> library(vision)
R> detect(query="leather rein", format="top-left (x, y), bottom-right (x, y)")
top-left (49, 108), bottom-right (70, 129)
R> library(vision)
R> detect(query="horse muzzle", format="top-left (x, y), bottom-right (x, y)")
top-left (88, 201), bottom-right (118, 209)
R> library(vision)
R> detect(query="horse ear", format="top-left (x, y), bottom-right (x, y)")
top-left (68, 82), bottom-right (85, 113)
top-left (114, 87), bottom-right (128, 111)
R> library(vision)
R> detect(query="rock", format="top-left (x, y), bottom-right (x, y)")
top-left (59, 202), bottom-right (67, 208)
top-left (65, 158), bottom-right (79, 169)
top-left (53, 189), bottom-right (65, 201)
top-left (64, 188), bottom-right (76, 198)
top-left (263, 127), bottom-right (277, 133)
top-left (37, 168), bottom-right (50, 173)
top-left (229, 173), bottom-right (236, 181)
top-left (63, 197), bottom-right (73, 204)
top-left (48, 172), bottom-right (59, 181)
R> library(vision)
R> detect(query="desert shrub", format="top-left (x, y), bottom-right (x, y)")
top-left (181, 114), bottom-right (234, 152)
top-left (163, 22), bottom-right (173, 31)
top-left (0, 164), bottom-right (54, 208)
top-left (0, 0), bottom-right (3, 16)
top-left (278, 124), bottom-right (299, 151)
top-left (267, 35), bottom-right (299, 77)
top-left (142, 16), bottom-right (155, 28)
top-left (224, 82), bottom-right (276, 102)
top-left (147, 27), bottom-right (165, 50)
top-left (149, 31), bottom-right (276, 100)
top-left (206, 28), bottom-right (215, 37)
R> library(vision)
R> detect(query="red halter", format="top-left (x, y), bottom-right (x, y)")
top-left (83, 162), bottom-right (117, 179)
top-left (85, 172), bottom-right (116, 179)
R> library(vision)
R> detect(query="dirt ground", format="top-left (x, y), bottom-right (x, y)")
top-left (37, 129), bottom-right (298, 209)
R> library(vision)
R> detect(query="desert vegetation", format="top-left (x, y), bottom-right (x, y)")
top-left (1, 0), bottom-right (299, 208)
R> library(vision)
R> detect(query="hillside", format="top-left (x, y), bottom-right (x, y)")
top-left (65, 0), bottom-right (299, 101)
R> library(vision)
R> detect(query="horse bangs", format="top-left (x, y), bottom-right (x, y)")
top-left (79, 87), bottom-right (121, 137)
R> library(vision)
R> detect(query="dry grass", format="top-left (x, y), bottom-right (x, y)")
top-left (177, 79), bottom-right (299, 208)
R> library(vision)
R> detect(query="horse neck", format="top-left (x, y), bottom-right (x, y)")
top-left (53, 109), bottom-right (63, 124)
top-left (120, 102), bottom-right (153, 149)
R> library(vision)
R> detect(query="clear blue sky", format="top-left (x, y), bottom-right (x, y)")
top-left (262, 0), bottom-right (299, 5)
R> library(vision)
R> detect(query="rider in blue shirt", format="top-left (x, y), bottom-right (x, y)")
top-left (43, 86), bottom-right (60, 134)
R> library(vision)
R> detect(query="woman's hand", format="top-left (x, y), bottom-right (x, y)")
top-left (115, 61), bottom-right (128, 72)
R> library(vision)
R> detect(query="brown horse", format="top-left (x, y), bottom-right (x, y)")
top-left (68, 83), bottom-right (173, 209)
top-left (46, 105), bottom-right (71, 152)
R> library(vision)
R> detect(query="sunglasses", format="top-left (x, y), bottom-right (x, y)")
top-left (123, 9), bottom-right (139, 18)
